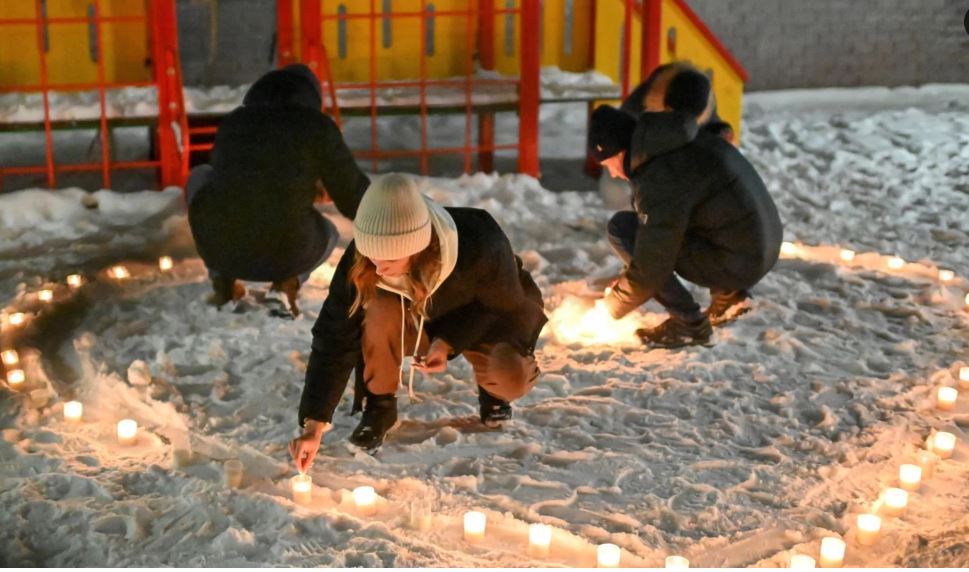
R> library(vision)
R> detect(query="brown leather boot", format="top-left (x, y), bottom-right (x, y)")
top-left (208, 277), bottom-right (246, 307)
top-left (269, 276), bottom-right (301, 317)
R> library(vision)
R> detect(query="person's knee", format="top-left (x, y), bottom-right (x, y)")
top-left (607, 210), bottom-right (638, 239)
top-left (485, 344), bottom-right (538, 402)
top-left (362, 294), bottom-right (401, 332)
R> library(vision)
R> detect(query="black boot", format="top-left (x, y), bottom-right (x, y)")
top-left (350, 392), bottom-right (398, 452)
top-left (706, 289), bottom-right (751, 326)
top-left (637, 314), bottom-right (712, 348)
top-left (479, 388), bottom-right (512, 428)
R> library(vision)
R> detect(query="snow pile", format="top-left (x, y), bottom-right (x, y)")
top-left (1, 86), bottom-right (969, 566)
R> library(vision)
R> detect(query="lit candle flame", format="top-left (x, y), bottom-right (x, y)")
top-left (781, 242), bottom-right (797, 256)
top-left (8, 312), bottom-right (26, 326)
top-left (110, 265), bottom-right (130, 280)
top-left (64, 401), bottom-right (83, 422)
top-left (597, 544), bottom-right (621, 568)
top-left (887, 256), bottom-right (905, 270)
top-left (790, 554), bottom-right (816, 569)
top-left (665, 555), bottom-right (689, 569)
top-left (939, 269), bottom-right (955, 283)
top-left (6, 369), bottom-right (25, 387)
top-left (117, 419), bottom-right (138, 445)
top-left (1, 349), bottom-right (19, 366)
top-left (937, 386), bottom-right (958, 411)
top-left (67, 274), bottom-right (83, 288)
top-left (352, 486), bottom-right (377, 515)
top-left (528, 523), bottom-right (552, 557)
top-left (463, 511), bottom-right (486, 542)
top-left (159, 256), bottom-right (173, 271)
top-left (38, 289), bottom-right (53, 302)
top-left (839, 249), bottom-right (855, 262)
top-left (549, 297), bottom-right (651, 346)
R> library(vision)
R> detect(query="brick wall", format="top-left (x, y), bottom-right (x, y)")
top-left (177, 0), bottom-right (969, 90)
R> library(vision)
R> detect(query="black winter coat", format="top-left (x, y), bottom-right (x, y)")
top-left (610, 111), bottom-right (783, 317)
top-left (188, 67), bottom-right (369, 282)
top-left (297, 208), bottom-right (547, 425)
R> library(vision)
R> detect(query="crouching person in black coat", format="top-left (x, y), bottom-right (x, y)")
top-left (289, 174), bottom-right (547, 463)
top-left (186, 64), bottom-right (369, 317)
top-left (590, 104), bottom-right (783, 347)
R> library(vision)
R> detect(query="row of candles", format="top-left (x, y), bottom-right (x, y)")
top-left (780, 241), bottom-right (969, 308)
top-left (2, 251), bottom-right (965, 567)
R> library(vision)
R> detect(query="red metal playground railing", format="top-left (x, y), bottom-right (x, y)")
top-left (0, 0), bottom-right (188, 191)
top-left (273, 0), bottom-right (542, 177)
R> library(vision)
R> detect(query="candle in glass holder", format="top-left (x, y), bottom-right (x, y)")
top-left (781, 242), bottom-right (796, 256)
top-left (408, 499), bottom-right (433, 531)
top-left (67, 274), bottom-right (83, 288)
top-left (159, 256), bottom-right (173, 272)
top-left (665, 555), bottom-right (690, 569)
top-left (64, 401), bottom-right (83, 422)
top-left (918, 450), bottom-right (940, 478)
top-left (171, 442), bottom-right (193, 469)
top-left (8, 312), bottom-right (26, 326)
top-left (110, 265), bottom-right (130, 280)
top-left (6, 369), bottom-right (25, 389)
top-left (1, 349), bottom-right (18, 366)
top-left (819, 537), bottom-right (845, 568)
top-left (964, 292), bottom-right (969, 308)
top-left (528, 523), bottom-right (552, 557)
top-left (839, 249), bottom-right (855, 262)
top-left (597, 544), bottom-right (620, 568)
top-left (464, 511), bottom-right (486, 542)
top-left (223, 459), bottom-right (243, 488)
top-left (38, 289), bottom-right (53, 302)
top-left (898, 464), bottom-right (921, 492)
top-left (855, 514), bottom-right (881, 546)
top-left (790, 554), bottom-right (816, 569)
top-left (117, 419), bottom-right (138, 446)
top-left (932, 432), bottom-right (956, 459)
top-left (882, 488), bottom-right (908, 517)
top-left (887, 257), bottom-right (905, 270)
top-left (960, 367), bottom-right (969, 390)
top-left (939, 269), bottom-right (955, 283)
top-left (353, 485), bottom-right (377, 516)
top-left (291, 473), bottom-right (312, 504)
top-left (937, 387), bottom-right (958, 411)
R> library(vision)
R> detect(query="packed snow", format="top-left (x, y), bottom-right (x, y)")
top-left (1, 85), bottom-right (969, 567)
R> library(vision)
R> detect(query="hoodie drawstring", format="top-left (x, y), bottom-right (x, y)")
top-left (399, 294), bottom-right (426, 402)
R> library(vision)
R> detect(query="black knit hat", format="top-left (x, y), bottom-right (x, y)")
top-left (664, 70), bottom-right (711, 118)
top-left (589, 105), bottom-right (637, 161)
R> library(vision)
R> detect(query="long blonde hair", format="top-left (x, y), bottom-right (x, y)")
top-left (349, 227), bottom-right (441, 317)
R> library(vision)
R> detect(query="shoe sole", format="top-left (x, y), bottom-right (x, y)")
top-left (349, 419), bottom-right (401, 455)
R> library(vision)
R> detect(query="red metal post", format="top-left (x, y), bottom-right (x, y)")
top-left (368, 0), bottom-right (379, 173)
top-left (583, 0), bottom-right (601, 179)
top-left (277, 0), bottom-right (295, 66)
top-left (151, 0), bottom-right (188, 188)
top-left (93, 0), bottom-right (111, 188)
top-left (621, 0), bottom-right (633, 97)
top-left (477, 0), bottom-right (495, 173)
top-left (418, 0), bottom-right (429, 175)
top-left (642, 0), bottom-right (662, 80)
top-left (462, 1), bottom-right (475, 173)
top-left (33, 0), bottom-right (56, 188)
top-left (518, 0), bottom-right (540, 177)
top-left (299, 0), bottom-right (322, 73)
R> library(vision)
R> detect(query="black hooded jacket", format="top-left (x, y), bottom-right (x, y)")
top-left (297, 208), bottom-right (547, 426)
top-left (188, 65), bottom-right (369, 282)
top-left (609, 111), bottom-right (783, 317)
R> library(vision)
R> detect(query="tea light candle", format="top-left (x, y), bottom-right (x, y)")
top-left (67, 274), bottom-right (83, 288)
top-left (665, 555), bottom-right (690, 568)
top-left (8, 312), bottom-right (26, 326)
top-left (597, 543), bottom-right (620, 568)
top-left (117, 419), bottom-right (138, 446)
top-left (1, 349), bottom-right (18, 366)
top-left (223, 459), bottom-right (244, 488)
top-left (839, 249), bottom-right (855, 262)
top-left (855, 513), bottom-right (881, 546)
top-left (64, 401), bottom-right (83, 422)
top-left (932, 432), bottom-right (956, 459)
top-left (408, 499), bottom-right (433, 531)
top-left (882, 487), bottom-right (908, 517)
top-left (887, 256), bottom-right (905, 270)
top-left (528, 523), bottom-right (552, 557)
top-left (790, 554), bottom-right (816, 569)
top-left (819, 537), bottom-right (845, 568)
top-left (110, 265), bottom-right (130, 279)
top-left (964, 292), bottom-right (969, 307)
top-left (781, 242), bottom-right (796, 256)
top-left (937, 387), bottom-right (958, 411)
top-left (960, 367), bottom-right (969, 390)
top-left (464, 511), bottom-right (486, 542)
top-left (6, 369), bottom-right (25, 389)
top-left (38, 289), bottom-right (53, 302)
top-left (939, 269), bottom-right (955, 282)
top-left (159, 256), bottom-right (173, 271)
top-left (898, 464), bottom-right (921, 492)
top-left (918, 450), bottom-right (940, 478)
top-left (291, 473), bottom-right (312, 504)
top-left (353, 485), bottom-right (377, 516)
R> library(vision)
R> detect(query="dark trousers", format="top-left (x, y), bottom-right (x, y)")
top-left (607, 211), bottom-right (703, 321)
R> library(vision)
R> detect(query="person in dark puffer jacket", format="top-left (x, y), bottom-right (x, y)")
top-left (186, 64), bottom-right (369, 316)
top-left (590, 101), bottom-right (783, 347)
top-left (289, 174), bottom-right (547, 463)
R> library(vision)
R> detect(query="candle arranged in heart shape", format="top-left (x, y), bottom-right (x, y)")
top-left (937, 387), bottom-right (958, 411)
top-left (839, 249), bottom-right (855, 262)
top-left (8, 312), bottom-right (26, 326)
top-left (932, 432), bottom-right (956, 459)
top-left (64, 401), bottom-right (83, 422)
top-left (6, 369), bottom-right (25, 389)
top-left (110, 265), bottom-right (130, 280)
top-left (665, 555), bottom-right (689, 569)
top-left (855, 514), bottom-right (881, 546)
top-left (291, 473), bottom-right (312, 504)
top-left (1, 349), bottom-right (18, 366)
top-left (38, 289), bottom-right (53, 302)
top-left (464, 511), bottom-right (486, 542)
top-left (597, 544), bottom-right (620, 568)
top-left (117, 419), bottom-right (138, 446)
top-left (960, 367), bottom-right (969, 390)
top-left (819, 537), bottom-right (845, 568)
top-left (887, 256), bottom-right (905, 270)
top-left (159, 256), bottom-right (174, 272)
top-left (898, 464), bottom-right (921, 492)
top-left (882, 488), bottom-right (908, 517)
top-left (939, 269), bottom-right (955, 282)
top-left (352, 486), bottom-right (377, 516)
top-left (528, 523), bottom-right (552, 557)
top-left (67, 274), bottom-right (83, 288)
top-left (790, 554), bottom-right (816, 569)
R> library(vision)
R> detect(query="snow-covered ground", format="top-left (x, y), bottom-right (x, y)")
top-left (2, 85), bottom-right (969, 567)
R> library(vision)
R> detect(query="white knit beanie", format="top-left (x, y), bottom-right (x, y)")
top-left (353, 173), bottom-right (432, 260)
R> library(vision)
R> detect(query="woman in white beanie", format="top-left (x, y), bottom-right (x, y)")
top-left (289, 173), bottom-right (547, 462)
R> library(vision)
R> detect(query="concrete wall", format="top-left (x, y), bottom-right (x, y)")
top-left (176, 0), bottom-right (969, 90)
top-left (685, 0), bottom-right (969, 91)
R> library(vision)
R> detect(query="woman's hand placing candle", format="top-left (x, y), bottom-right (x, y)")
top-left (413, 338), bottom-right (452, 374)
top-left (289, 419), bottom-right (332, 472)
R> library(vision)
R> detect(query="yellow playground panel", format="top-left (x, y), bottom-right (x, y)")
top-left (592, 0), bottom-right (748, 136)
top-left (0, 0), bottom-right (150, 90)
